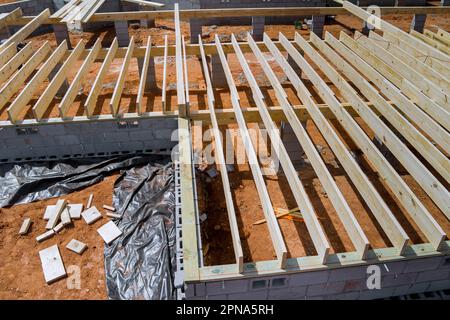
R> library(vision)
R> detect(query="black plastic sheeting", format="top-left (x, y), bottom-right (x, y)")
top-left (0, 155), bottom-right (176, 300)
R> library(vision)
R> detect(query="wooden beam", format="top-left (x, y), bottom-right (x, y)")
top-left (82, 0), bottom-right (106, 23)
top-left (182, 35), bottom-right (190, 114)
top-left (51, 0), bottom-right (81, 19)
top-left (0, 42), bottom-right (33, 85)
top-left (122, 0), bottom-right (164, 7)
top-left (411, 29), bottom-right (450, 55)
top-left (295, 32), bottom-right (446, 250)
top-left (354, 32), bottom-right (450, 110)
top-left (325, 32), bottom-right (450, 186)
top-left (59, 38), bottom-right (102, 118)
top-left (136, 36), bottom-right (151, 114)
top-left (178, 116), bottom-right (200, 281)
top-left (382, 32), bottom-right (450, 78)
top-left (436, 28), bottom-right (450, 46)
top-left (33, 41), bottom-right (85, 120)
top-left (198, 37), bottom-right (244, 273)
top-left (162, 35), bottom-right (168, 113)
top-left (278, 32), bottom-right (409, 254)
top-left (174, 4), bottom-right (186, 116)
top-left (110, 36), bottom-right (134, 115)
top-left (7, 41), bottom-right (68, 123)
top-left (85, 38), bottom-right (118, 116)
top-left (0, 43), bottom-right (17, 68)
top-left (0, 7), bottom-right (23, 25)
top-left (0, 42), bottom-right (51, 111)
top-left (0, 9), bottom-right (50, 52)
top-left (217, 35), bottom-right (288, 269)
top-left (424, 29), bottom-right (450, 47)
top-left (252, 34), bottom-right (369, 260)
top-left (340, 32), bottom-right (450, 153)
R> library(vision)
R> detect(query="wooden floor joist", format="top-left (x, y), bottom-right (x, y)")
top-left (0, 1), bottom-right (449, 282)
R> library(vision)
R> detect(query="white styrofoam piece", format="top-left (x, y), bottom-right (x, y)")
top-left (19, 218), bottom-right (32, 235)
top-left (81, 206), bottom-right (102, 225)
top-left (46, 199), bottom-right (66, 229)
top-left (66, 239), bottom-right (87, 254)
top-left (60, 208), bottom-right (71, 226)
top-left (39, 244), bottom-right (66, 284)
top-left (97, 221), bottom-right (122, 244)
top-left (44, 204), bottom-right (83, 220)
top-left (36, 229), bottom-right (55, 242)
top-left (53, 222), bottom-right (65, 233)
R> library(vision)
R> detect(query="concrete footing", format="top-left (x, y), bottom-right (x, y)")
top-left (190, 18), bottom-right (202, 44)
top-left (411, 14), bottom-right (427, 32)
top-left (280, 121), bottom-right (305, 167)
top-left (53, 24), bottom-right (71, 49)
top-left (114, 21), bottom-right (130, 47)
top-left (140, 5), bottom-right (155, 28)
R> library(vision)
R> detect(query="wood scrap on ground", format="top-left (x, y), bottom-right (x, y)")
top-left (253, 207), bottom-right (303, 225)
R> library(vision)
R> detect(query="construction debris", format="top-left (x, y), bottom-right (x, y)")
top-left (81, 206), bottom-right (102, 225)
top-left (102, 205), bottom-right (115, 212)
top-left (36, 229), bottom-right (55, 242)
top-left (106, 212), bottom-right (121, 219)
top-left (45, 199), bottom-right (67, 230)
top-left (60, 208), bottom-right (72, 226)
top-left (66, 239), bottom-right (87, 255)
top-left (39, 244), bottom-right (66, 284)
top-left (97, 221), bottom-right (122, 245)
top-left (18, 218), bottom-right (32, 235)
top-left (68, 204), bottom-right (83, 219)
top-left (253, 208), bottom-right (303, 225)
top-left (86, 194), bottom-right (94, 208)
top-left (53, 222), bottom-right (65, 234)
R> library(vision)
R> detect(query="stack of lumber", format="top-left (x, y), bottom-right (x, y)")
top-left (51, 0), bottom-right (106, 24)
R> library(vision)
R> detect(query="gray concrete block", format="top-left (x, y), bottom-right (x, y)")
top-left (103, 132), bottom-right (130, 143)
top-left (53, 24), bottom-right (71, 49)
top-left (129, 130), bottom-right (154, 141)
top-left (195, 283), bottom-right (206, 296)
top-left (190, 19), bottom-right (202, 44)
top-left (359, 287), bottom-right (396, 300)
top-left (307, 281), bottom-right (346, 297)
top-left (137, 56), bottom-right (157, 90)
top-left (343, 279), bottom-right (367, 293)
top-left (328, 265), bottom-right (367, 282)
top-left (311, 15), bottom-right (325, 38)
top-left (251, 16), bottom-right (265, 41)
top-left (411, 14), bottom-right (427, 33)
top-left (382, 260), bottom-right (407, 275)
top-left (289, 270), bottom-right (329, 287)
top-left (53, 135), bottom-right (81, 146)
top-left (154, 128), bottom-right (174, 139)
top-left (416, 269), bottom-right (450, 283)
top-left (403, 256), bottom-right (443, 273)
top-left (114, 21), bottom-right (130, 47)
top-left (228, 289), bottom-right (268, 300)
top-left (427, 279), bottom-right (450, 292)
top-left (381, 272), bottom-right (418, 288)
top-left (267, 285), bottom-right (307, 299)
top-left (393, 282), bottom-right (430, 297)
top-left (206, 279), bottom-right (249, 295)
top-left (326, 291), bottom-right (360, 300)
top-left (206, 294), bottom-right (227, 300)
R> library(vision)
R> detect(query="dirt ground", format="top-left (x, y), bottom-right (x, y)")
top-left (0, 4), bottom-right (449, 299)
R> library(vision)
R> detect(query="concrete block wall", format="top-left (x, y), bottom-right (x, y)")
top-left (185, 255), bottom-right (450, 300)
top-left (0, 118), bottom-right (178, 163)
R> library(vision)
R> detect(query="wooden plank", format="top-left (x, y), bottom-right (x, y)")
top-left (0, 7), bottom-right (23, 25)
top-left (424, 29), bottom-right (450, 47)
top-left (217, 35), bottom-right (288, 269)
top-left (251, 34), bottom-right (368, 259)
top-left (199, 37), bottom-right (244, 272)
top-left (325, 32), bottom-right (450, 186)
top-left (178, 117), bottom-right (199, 281)
top-left (411, 29), bottom-right (450, 55)
top-left (82, 0), bottom-right (106, 23)
top-left (295, 32), bottom-right (446, 250)
top-left (340, 32), bottom-right (450, 152)
top-left (59, 38), bottom-right (102, 118)
top-left (33, 41), bottom-right (85, 120)
top-left (84, 38), bottom-right (118, 116)
top-left (7, 41), bottom-right (68, 123)
top-left (122, 0), bottom-right (165, 7)
top-left (382, 32), bottom-right (450, 78)
top-left (354, 32), bottom-right (450, 109)
top-left (0, 43), bottom-right (17, 68)
top-left (62, 0), bottom-right (93, 23)
top-left (110, 36), bottom-right (134, 115)
top-left (182, 35), bottom-right (190, 114)
top-left (51, 0), bottom-right (80, 19)
top-left (368, 31), bottom-right (449, 92)
top-left (39, 244), bottom-right (66, 284)
top-left (436, 28), bottom-right (450, 45)
top-left (174, 4), bottom-right (186, 116)
top-left (0, 42), bottom-right (33, 85)
top-left (0, 9), bottom-right (50, 51)
top-left (0, 42), bottom-right (51, 111)
top-left (343, 1), bottom-right (450, 64)
top-left (136, 36), bottom-right (151, 114)
top-left (278, 32), bottom-right (409, 254)
top-left (161, 35), bottom-right (168, 113)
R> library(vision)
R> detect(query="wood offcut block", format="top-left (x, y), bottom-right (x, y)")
top-left (36, 229), bottom-right (55, 242)
top-left (46, 199), bottom-right (67, 230)
top-left (39, 244), bottom-right (66, 284)
top-left (102, 205), bottom-right (115, 212)
top-left (97, 221), bottom-right (122, 245)
top-left (66, 239), bottom-right (87, 255)
top-left (19, 218), bottom-right (32, 235)
top-left (81, 206), bottom-right (102, 225)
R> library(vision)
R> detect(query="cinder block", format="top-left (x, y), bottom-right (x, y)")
top-left (393, 282), bottom-right (430, 297)
top-left (190, 19), bottom-right (202, 44)
top-left (53, 24), bottom-right (71, 49)
top-left (206, 279), bottom-right (249, 295)
top-left (129, 131), bottom-right (155, 141)
top-left (267, 285), bottom-right (307, 299)
top-left (359, 287), bottom-right (396, 300)
top-left (343, 279), bottom-right (367, 293)
top-left (54, 135), bottom-right (81, 146)
top-left (289, 270), bottom-right (329, 287)
top-left (403, 257), bottom-right (443, 273)
top-left (416, 269), bottom-right (450, 283)
top-left (206, 294), bottom-right (227, 300)
top-left (137, 57), bottom-right (157, 90)
top-left (311, 15), bottom-right (325, 38)
top-left (307, 281), bottom-right (346, 297)
top-left (328, 266), bottom-right (367, 282)
top-left (411, 14), bottom-right (427, 33)
top-left (251, 16), bottom-right (265, 41)
top-left (381, 272), bottom-right (418, 288)
top-left (103, 132), bottom-right (130, 143)
top-left (228, 290), bottom-right (268, 300)
top-left (427, 279), bottom-right (450, 292)
top-left (326, 291), bottom-right (360, 300)
top-left (114, 21), bottom-right (130, 46)
top-left (195, 283), bottom-right (206, 296)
